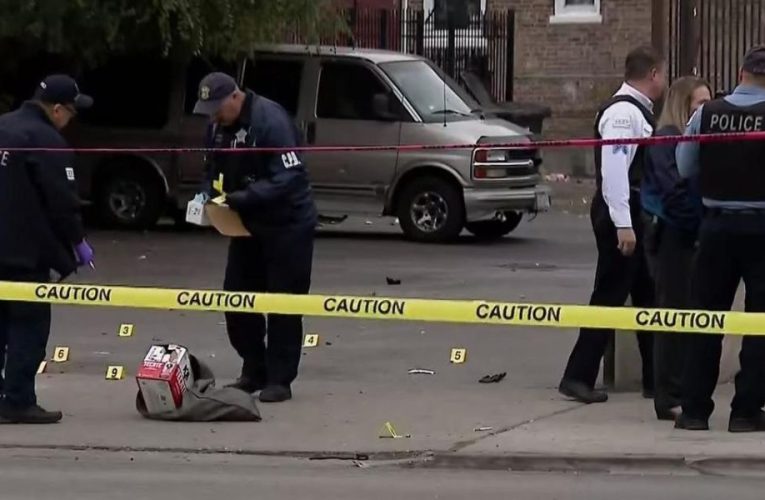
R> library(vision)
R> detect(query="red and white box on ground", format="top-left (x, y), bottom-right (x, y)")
top-left (136, 344), bottom-right (195, 414)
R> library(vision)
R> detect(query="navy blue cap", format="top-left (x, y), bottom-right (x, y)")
top-left (193, 72), bottom-right (238, 116)
top-left (34, 74), bottom-right (93, 110)
top-left (743, 45), bottom-right (765, 75)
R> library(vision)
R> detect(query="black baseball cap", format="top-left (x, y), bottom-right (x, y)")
top-left (193, 72), bottom-right (238, 116)
top-left (34, 74), bottom-right (93, 110)
top-left (743, 45), bottom-right (765, 75)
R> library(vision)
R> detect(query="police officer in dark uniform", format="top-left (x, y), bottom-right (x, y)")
top-left (0, 75), bottom-right (94, 423)
top-left (559, 47), bottom-right (667, 403)
top-left (193, 72), bottom-right (317, 403)
top-left (676, 46), bottom-right (765, 432)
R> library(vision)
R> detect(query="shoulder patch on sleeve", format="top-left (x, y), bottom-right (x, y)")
top-left (612, 117), bottom-right (632, 130)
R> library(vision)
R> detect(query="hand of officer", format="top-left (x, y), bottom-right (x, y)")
top-left (74, 240), bottom-right (95, 268)
top-left (225, 190), bottom-right (249, 211)
top-left (616, 228), bottom-right (637, 256)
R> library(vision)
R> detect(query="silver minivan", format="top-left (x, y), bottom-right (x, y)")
top-left (240, 45), bottom-right (550, 242)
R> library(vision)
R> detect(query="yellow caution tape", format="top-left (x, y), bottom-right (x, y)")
top-left (0, 280), bottom-right (762, 335)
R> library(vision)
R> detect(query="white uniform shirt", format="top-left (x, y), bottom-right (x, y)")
top-left (598, 83), bottom-right (654, 228)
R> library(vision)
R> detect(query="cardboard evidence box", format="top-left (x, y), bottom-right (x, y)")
top-left (136, 344), bottom-right (195, 414)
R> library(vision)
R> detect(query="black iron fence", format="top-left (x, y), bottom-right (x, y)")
top-left (337, 9), bottom-right (515, 101)
top-left (670, 0), bottom-right (765, 93)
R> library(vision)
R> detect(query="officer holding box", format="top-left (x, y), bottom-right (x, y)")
top-left (193, 72), bottom-right (317, 403)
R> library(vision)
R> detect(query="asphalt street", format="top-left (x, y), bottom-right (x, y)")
top-left (2, 210), bottom-right (762, 496)
top-left (3, 449), bottom-right (765, 500)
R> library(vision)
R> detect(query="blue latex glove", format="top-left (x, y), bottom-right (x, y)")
top-left (194, 192), bottom-right (210, 204)
top-left (74, 240), bottom-right (95, 268)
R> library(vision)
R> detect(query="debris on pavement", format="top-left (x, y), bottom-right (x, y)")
top-left (408, 368), bottom-right (435, 375)
top-left (138, 255), bottom-right (148, 260)
top-left (544, 173), bottom-right (569, 182)
top-left (325, 341), bottom-right (333, 346)
top-left (386, 277), bottom-right (401, 285)
top-left (474, 426), bottom-right (494, 432)
top-left (365, 220), bottom-right (373, 225)
top-left (479, 372), bottom-right (507, 384)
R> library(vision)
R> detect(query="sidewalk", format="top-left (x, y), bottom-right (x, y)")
top-left (3, 374), bottom-right (764, 474)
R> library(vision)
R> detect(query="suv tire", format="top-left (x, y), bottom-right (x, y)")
top-left (396, 176), bottom-right (464, 243)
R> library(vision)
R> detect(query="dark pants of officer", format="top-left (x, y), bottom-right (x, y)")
top-left (644, 218), bottom-right (697, 413)
top-left (223, 224), bottom-right (314, 387)
top-left (681, 212), bottom-right (765, 420)
top-left (562, 193), bottom-right (654, 390)
top-left (0, 267), bottom-right (51, 408)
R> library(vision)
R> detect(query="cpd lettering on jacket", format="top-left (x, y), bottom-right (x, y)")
top-left (475, 303), bottom-right (562, 323)
top-left (176, 291), bottom-right (256, 310)
top-left (635, 309), bottom-right (725, 331)
top-left (35, 284), bottom-right (112, 303)
top-left (323, 297), bottom-right (406, 316)
top-left (0, 150), bottom-right (10, 167)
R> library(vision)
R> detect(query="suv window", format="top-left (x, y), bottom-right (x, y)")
top-left (317, 62), bottom-right (393, 120)
top-left (243, 58), bottom-right (303, 116)
top-left (78, 54), bottom-right (173, 129)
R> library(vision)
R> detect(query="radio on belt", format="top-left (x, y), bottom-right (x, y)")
top-left (136, 344), bottom-right (195, 414)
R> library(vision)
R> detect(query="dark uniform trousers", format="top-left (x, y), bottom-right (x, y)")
top-left (0, 267), bottom-right (51, 407)
top-left (223, 223), bottom-right (314, 387)
top-left (563, 192), bottom-right (654, 390)
top-left (643, 218), bottom-right (697, 412)
top-left (681, 213), bottom-right (765, 420)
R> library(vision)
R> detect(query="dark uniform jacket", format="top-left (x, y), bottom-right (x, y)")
top-left (204, 91), bottom-right (317, 233)
top-left (0, 102), bottom-right (85, 279)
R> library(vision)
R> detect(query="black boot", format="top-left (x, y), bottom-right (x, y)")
top-left (0, 402), bottom-right (62, 424)
top-left (729, 411), bottom-right (765, 433)
top-left (259, 385), bottom-right (292, 403)
top-left (674, 413), bottom-right (709, 431)
top-left (558, 379), bottom-right (608, 404)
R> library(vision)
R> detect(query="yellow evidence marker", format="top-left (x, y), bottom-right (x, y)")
top-left (450, 348), bottom-right (467, 364)
top-left (105, 366), bottom-right (125, 380)
top-left (303, 334), bottom-right (320, 347)
top-left (118, 323), bottom-right (134, 337)
top-left (378, 421), bottom-right (411, 439)
top-left (212, 173), bottom-right (225, 194)
top-left (52, 347), bottom-right (70, 363)
top-left (37, 361), bottom-right (47, 374)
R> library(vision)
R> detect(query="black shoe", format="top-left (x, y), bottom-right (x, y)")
top-left (225, 377), bottom-right (267, 394)
top-left (674, 413), bottom-right (709, 431)
top-left (259, 385), bottom-right (292, 403)
top-left (0, 403), bottom-right (62, 424)
top-left (656, 406), bottom-right (681, 422)
top-left (729, 411), bottom-right (765, 433)
top-left (558, 379), bottom-right (608, 404)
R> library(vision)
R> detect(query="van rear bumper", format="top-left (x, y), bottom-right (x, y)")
top-left (463, 185), bottom-right (551, 222)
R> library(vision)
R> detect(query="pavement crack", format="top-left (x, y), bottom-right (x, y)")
top-left (447, 403), bottom-right (586, 453)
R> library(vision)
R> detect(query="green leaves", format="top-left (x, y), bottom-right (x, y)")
top-left (0, 0), bottom-right (347, 62)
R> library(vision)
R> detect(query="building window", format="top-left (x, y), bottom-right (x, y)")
top-left (550, 0), bottom-right (602, 25)
top-left (424, 0), bottom-right (486, 30)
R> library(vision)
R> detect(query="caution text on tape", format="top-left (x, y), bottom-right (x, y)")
top-left (0, 280), bottom-right (755, 335)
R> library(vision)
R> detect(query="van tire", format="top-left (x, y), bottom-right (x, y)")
top-left (95, 164), bottom-right (164, 230)
top-left (465, 211), bottom-right (523, 240)
top-left (396, 176), bottom-right (464, 243)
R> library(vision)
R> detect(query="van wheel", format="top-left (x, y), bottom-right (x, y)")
top-left (95, 166), bottom-right (164, 229)
top-left (466, 211), bottom-right (523, 240)
top-left (396, 176), bottom-right (464, 243)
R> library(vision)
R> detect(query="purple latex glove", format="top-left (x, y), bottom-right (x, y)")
top-left (74, 240), bottom-right (95, 268)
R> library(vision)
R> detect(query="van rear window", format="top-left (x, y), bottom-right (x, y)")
top-left (78, 54), bottom-right (173, 129)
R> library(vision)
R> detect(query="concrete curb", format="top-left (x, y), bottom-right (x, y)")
top-left (3, 442), bottom-right (765, 477)
top-left (418, 452), bottom-right (765, 477)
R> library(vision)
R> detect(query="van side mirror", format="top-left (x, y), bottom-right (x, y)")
top-left (372, 93), bottom-right (398, 122)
